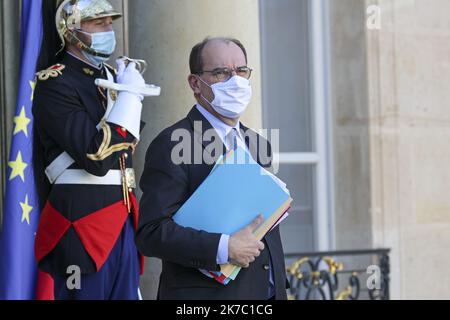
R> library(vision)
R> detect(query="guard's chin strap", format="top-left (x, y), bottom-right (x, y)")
top-left (64, 30), bottom-right (111, 59)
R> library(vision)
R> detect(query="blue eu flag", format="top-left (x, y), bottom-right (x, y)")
top-left (0, 0), bottom-right (43, 300)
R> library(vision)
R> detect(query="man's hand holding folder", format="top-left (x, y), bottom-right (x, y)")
top-left (229, 215), bottom-right (265, 268)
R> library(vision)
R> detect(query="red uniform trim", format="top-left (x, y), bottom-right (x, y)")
top-left (35, 271), bottom-right (55, 301)
top-left (72, 201), bottom-right (129, 271)
top-left (35, 202), bottom-right (71, 263)
top-left (116, 127), bottom-right (127, 138)
top-left (35, 193), bottom-right (144, 274)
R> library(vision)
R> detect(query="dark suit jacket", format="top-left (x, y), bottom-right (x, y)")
top-left (136, 107), bottom-right (288, 300)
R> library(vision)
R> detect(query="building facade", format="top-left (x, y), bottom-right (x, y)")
top-left (1, 0), bottom-right (449, 300)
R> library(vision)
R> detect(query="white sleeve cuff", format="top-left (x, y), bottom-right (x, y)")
top-left (107, 91), bottom-right (143, 140)
top-left (216, 234), bottom-right (230, 265)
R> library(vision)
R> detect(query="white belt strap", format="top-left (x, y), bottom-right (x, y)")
top-left (45, 152), bottom-right (76, 184)
top-left (53, 169), bottom-right (133, 186)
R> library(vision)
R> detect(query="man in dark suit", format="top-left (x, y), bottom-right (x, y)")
top-left (136, 37), bottom-right (288, 300)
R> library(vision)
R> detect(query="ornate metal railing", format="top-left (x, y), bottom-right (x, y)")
top-left (285, 249), bottom-right (390, 300)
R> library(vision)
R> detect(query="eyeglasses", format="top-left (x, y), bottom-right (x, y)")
top-left (198, 66), bottom-right (253, 82)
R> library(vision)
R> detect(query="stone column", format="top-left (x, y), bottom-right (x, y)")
top-left (329, 0), bottom-right (373, 250)
top-left (127, 0), bottom-right (263, 299)
top-left (109, 0), bottom-right (126, 59)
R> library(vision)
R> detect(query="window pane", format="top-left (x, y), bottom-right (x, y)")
top-left (261, 0), bottom-right (313, 153)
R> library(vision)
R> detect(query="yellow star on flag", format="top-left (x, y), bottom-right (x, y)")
top-left (30, 80), bottom-right (36, 101)
top-left (20, 195), bottom-right (33, 225)
top-left (8, 151), bottom-right (28, 182)
top-left (13, 106), bottom-right (31, 137)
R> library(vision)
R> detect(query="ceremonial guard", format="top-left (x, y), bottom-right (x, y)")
top-left (33, 0), bottom-right (151, 300)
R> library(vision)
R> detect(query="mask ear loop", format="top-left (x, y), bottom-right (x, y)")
top-left (195, 75), bottom-right (215, 107)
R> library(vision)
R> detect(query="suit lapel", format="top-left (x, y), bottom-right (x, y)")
top-left (188, 107), bottom-right (227, 165)
top-left (187, 107), bottom-right (271, 168)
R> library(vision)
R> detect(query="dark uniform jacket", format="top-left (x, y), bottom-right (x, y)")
top-left (33, 53), bottom-right (141, 276)
top-left (136, 107), bottom-right (289, 300)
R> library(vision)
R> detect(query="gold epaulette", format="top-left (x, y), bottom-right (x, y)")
top-left (36, 64), bottom-right (65, 81)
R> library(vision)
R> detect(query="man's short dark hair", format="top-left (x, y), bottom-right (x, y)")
top-left (189, 37), bottom-right (248, 74)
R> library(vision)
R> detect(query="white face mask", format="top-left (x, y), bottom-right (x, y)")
top-left (78, 30), bottom-right (116, 66)
top-left (198, 75), bottom-right (252, 119)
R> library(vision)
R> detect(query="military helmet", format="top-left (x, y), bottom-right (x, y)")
top-left (55, 0), bottom-right (122, 57)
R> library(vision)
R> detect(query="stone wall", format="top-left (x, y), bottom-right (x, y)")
top-left (367, 0), bottom-right (450, 299)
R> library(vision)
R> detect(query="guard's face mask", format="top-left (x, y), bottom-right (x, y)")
top-left (77, 30), bottom-right (117, 66)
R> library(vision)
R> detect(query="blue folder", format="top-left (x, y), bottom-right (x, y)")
top-left (173, 146), bottom-right (291, 235)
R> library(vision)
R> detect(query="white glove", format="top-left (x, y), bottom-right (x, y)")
top-left (106, 60), bottom-right (145, 140)
top-left (116, 60), bottom-right (145, 101)
top-left (96, 59), bottom-right (161, 97)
